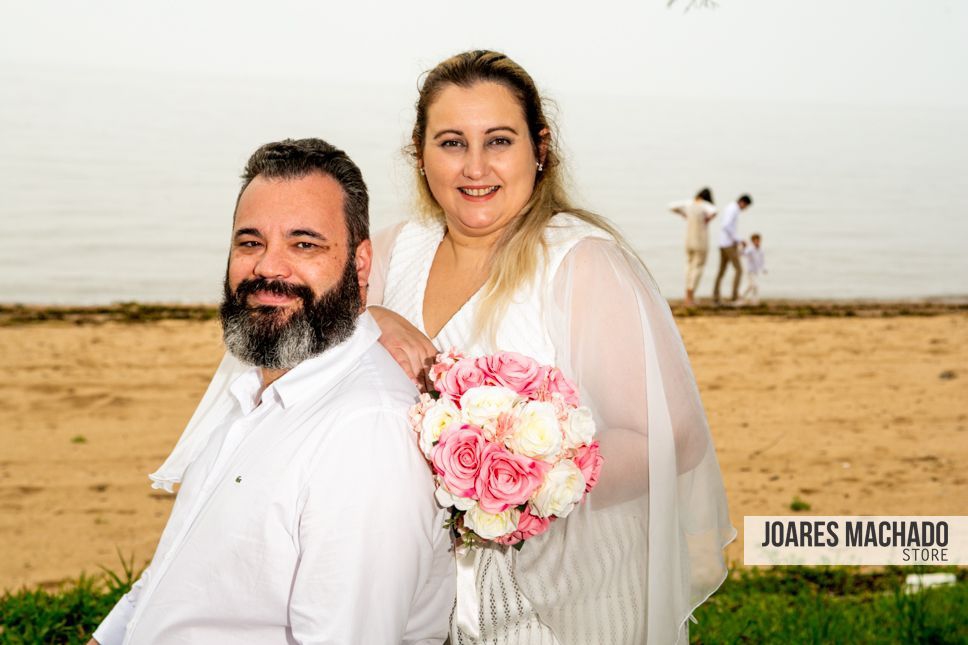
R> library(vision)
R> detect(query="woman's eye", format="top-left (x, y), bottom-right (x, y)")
top-left (489, 137), bottom-right (512, 146)
top-left (440, 139), bottom-right (465, 148)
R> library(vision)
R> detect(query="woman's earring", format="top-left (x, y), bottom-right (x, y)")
top-left (419, 167), bottom-right (426, 176)
top-left (536, 162), bottom-right (544, 172)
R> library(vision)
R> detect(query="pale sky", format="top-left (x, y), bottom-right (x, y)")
top-left (2, 0), bottom-right (966, 108)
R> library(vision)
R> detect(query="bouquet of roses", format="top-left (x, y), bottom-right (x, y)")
top-left (409, 349), bottom-right (604, 549)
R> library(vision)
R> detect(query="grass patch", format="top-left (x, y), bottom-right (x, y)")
top-left (0, 552), bottom-right (139, 644)
top-left (1, 563), bottom-right (965, 643)
top-left (691, 566), bottom-right (968, 644)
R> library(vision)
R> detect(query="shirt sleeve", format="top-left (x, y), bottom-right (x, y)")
top-left (287, 407), bottom-right (451, 644)
top-left (91, 569), bottom-right (150, 645)
top-left (703, 202), bottom-right (718, 218)
top-left (367, 221), bottom-right (406, 307)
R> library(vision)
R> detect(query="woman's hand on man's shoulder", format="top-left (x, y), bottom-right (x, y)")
top-left (368, 306), bottom-right (438, 391)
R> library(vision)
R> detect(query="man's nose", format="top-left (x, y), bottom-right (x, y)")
top-left (253, 244), bottom-right (292, 279)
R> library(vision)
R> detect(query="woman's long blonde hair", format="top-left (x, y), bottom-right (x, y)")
top-left (410, 50), bottom-right (632, 342)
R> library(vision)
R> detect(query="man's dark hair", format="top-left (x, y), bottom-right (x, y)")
top-left (738, 194), bottom-right (753, 206)
top-left (238, 138), bottom-right (369, 250)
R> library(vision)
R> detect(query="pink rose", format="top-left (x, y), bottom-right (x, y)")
top-left (546, 368), bottom-right (580, 407)
top-left (476, 352), bottom-right (544, 396)
top-left (435, 358), bottom-right (488, 400)
top-left (474, 447), bottom-right (549, 514)
top-left (495, 506), bottom-right (554, 546)
top-left (574, 441), bottom-right (604, 492)
top-left (428, 348), bottom-right (465, 384)
top-left (432, 424), bottom-right (488, 498)
top-left (408, 392), bottom-right (436, 433)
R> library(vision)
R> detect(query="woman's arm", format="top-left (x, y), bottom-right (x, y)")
top-left (668, 200), bottom-right (688, 218)
top-left (548, 238), bottom-right (714, 506)
top-left (366, 222), bottom-right (438, 386)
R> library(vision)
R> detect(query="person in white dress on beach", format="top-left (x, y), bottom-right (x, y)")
top-left (669, 188), bottom-right (717, 307)
top-left (369, 50), bottom-right (734, 645)
top-left (741, 233), bottom-right (767, 305)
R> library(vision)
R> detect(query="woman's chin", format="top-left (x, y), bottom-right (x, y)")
top-left (444, 209), bottom-right (519, 239)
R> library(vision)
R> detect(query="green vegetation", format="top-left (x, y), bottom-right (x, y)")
top-left (69, 435), bottom-right (87, 445)
top-left (1, 564), bottom-right (964, 643)
top-left (0, 553), bottom-right (138, 644)
top-left (1, 300), bottom-right (966, 327)
top-left (692, 566), bottom-right (968, 644)
top-left (789, 496), bottom-right (811, 512)
top-left (0, 303), bottom-right (218, 327)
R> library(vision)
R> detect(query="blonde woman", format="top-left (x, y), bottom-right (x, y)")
top-left (369, 51), bottom-right (734, 644)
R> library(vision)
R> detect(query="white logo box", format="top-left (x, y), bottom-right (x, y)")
top-left (744, 516), bottom-right (968, 565)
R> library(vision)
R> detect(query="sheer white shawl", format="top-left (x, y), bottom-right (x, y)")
top-left (372, 223), bottom-right (735, 644)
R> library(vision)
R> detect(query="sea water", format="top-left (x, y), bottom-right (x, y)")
top-left (2, 65), bottom-right (966, 304)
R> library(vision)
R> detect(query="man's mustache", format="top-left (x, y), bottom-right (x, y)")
top-left (232, 277), bottom-right (314, 304)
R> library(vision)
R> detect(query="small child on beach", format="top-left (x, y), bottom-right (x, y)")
top-left (741, 233), bottom-right (766, 305)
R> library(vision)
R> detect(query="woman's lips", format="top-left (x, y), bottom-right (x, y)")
top-left (458, 186), bottom-right (500, 202)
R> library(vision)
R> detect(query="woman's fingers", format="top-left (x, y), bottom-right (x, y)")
top-left (368, 305), bottom-right (439, 388)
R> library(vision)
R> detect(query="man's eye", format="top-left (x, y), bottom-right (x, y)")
top-left (295, 242), bottom-right (318, 250)
top-left (238, 240), bottom-right (261, 248)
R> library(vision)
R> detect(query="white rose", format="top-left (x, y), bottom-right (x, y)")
top-left (460, 386), bottom-right (520, 433)
top-left (420, 399), bottom-right (460, 458)
top-left (435, 483), bottom-right (475, 511)
top-left (530, 460), bottom-right (586, 519)
top-left (507, 401), bottom-right (562, 461)
top-left (463, 505), bottom-right (520, 540)
top-left (563, 406), bottom-right (596, 449)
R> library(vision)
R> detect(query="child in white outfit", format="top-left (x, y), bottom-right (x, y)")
top-left (741, 233), bottom-right (766, 305)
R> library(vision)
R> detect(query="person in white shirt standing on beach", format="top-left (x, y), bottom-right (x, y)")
top-left (669, 187), bottom-right (717, 307)
top-left (741, 232), bottom-right (767, 305)
top-left (90, 138), bottom-right (453, 645)
top-left (712, 193), bottom-right (753, 304)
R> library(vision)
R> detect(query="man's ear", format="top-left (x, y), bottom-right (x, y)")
top-left (354, 239), bottom-right (373, 303)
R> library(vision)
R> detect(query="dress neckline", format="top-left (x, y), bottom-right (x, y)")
top-left (415, 223), bottom-right (484, 343)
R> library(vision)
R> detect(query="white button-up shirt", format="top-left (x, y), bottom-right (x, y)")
top-left (718, 201), bottom-right (742, 248)
top-left (743, 244), bottom-right (766, 274)
top-left (94, 313), bottom-right (454, 644)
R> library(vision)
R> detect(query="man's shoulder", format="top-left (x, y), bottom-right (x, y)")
top-left (329, 342), bottom-right (419, 413)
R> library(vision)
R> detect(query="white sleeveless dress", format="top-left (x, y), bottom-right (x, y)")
top-left (374, 213), bottom-right (734, 645)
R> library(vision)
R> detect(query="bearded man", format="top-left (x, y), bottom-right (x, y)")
top-left (91, 138), bottom-right (453, 645)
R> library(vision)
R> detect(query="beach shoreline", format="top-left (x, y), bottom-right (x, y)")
top-left (2, 297), bottom-right (968, 327)
top-left (1, 304), bottom-right (966, 591)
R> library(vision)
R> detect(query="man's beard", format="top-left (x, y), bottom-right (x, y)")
top-left (219, 259), bottom-right (361, 370)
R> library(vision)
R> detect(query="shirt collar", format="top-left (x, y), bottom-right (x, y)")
top-left (228, 311), bottom-right (382, 414)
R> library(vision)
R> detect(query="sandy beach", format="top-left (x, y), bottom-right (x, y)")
top-left (2, 303), bottom-right (966, 591)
